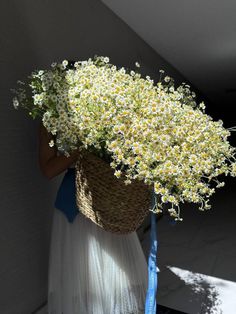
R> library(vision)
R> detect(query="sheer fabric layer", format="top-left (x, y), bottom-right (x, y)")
top-left (48, 208), bottom-right (148, 314)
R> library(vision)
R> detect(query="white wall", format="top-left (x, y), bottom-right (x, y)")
top-left (0, 0), bottom-right (191, 313)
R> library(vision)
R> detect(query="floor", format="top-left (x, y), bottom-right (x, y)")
top-left (141, 179), bottom-right (236, 314)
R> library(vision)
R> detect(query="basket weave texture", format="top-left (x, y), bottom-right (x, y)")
top-left (75, 149), bottom-right (153, 234)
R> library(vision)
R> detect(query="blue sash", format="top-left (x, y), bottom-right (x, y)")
top-left (145, 188), bottom-right (159, 313)
top-left (54, 167), bottom-right (79, 223)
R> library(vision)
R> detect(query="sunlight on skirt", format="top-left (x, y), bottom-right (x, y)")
top-left (48, 208), bottom-right (148, 314)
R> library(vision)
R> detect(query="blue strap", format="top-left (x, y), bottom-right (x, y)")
top-left (54, 167), bottom-right (79, 223)
top-left (145, 188), bottom-right (158, 314)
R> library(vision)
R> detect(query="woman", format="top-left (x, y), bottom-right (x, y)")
top-left (38, 104), bottom-right (148, 314)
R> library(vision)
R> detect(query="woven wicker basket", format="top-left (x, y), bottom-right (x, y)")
top-left (75, 149), bottom-right (153, 234)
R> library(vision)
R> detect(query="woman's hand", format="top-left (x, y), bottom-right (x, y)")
top-left (38, 122), bottom-right (81, 179)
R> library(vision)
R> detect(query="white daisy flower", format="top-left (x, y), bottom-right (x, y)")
top-left (114, 170), bottom-right (122, 178)
top-left (13, 97), bottom-right (19, 109)
top-left (216, 181), bottom-right (225, 188)
top-left (164, 76), bottom-right (171, 82)
top-left (58, 64), bottom-right (65, 70)
top-left (81, 61), bottom-right (88, 66)
top-left (119, 68), bottom-right (126, 74)
top-left (62, 60), bottom-right (68, 67)
top-left (104, 57), bottom-right (109, 63)
top-left (135, 62), bottom-right (140, 68)
top-left (199, 102), bottom-right (206, 110)
top-left (124, 179), bottom-right (132, 185)
top-left (49, 139), bottom-right (54, 147)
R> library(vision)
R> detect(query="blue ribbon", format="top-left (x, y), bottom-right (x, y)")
top-left (145, 187), bottom-right (159, 314)
top-left (54, 167), bottom-right (79, 223)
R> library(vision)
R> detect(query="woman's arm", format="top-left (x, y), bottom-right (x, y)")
top-left (38, 122), bottom-right (80, 180)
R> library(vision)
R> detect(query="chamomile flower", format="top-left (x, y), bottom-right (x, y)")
top-left (104, 57), bottom-right (109, 63)
top-left (199, 102), bottom-right (206, 110)
top-left (13, 97), bottom-right (19, 109)
top-left (49, 139), bottom-right (54, 147)
top-left (62, 60), bottom-right (68, 67)
top-left (114, 170), bottom-right (122, 178)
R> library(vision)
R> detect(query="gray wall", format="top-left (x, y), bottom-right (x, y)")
top-left (0, 0), bottom-right (194, 313)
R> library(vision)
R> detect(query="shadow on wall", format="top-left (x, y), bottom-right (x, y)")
top-left (0, 2), bottom-right (56, 313)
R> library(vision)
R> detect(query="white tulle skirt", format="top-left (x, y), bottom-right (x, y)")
top-left (47, 208), bottom-right (148, 314)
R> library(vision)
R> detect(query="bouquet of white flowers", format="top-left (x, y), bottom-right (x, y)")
top-left (11, 55), bottom-right (236, 227)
